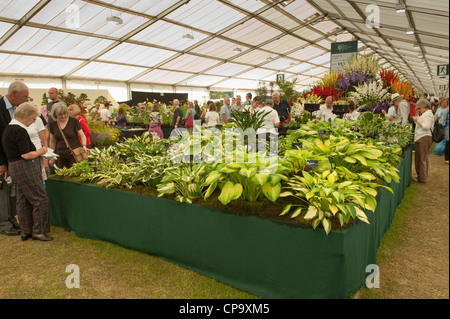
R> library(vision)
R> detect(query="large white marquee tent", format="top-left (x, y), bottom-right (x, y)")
top-left (0, 0), bottom-right (448, 103)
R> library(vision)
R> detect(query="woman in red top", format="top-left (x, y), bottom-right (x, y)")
top-left (68, 104), bottom-right (91, 148)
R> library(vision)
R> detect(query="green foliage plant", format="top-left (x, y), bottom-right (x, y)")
top-left (280, 170), bottom-right (393, 235)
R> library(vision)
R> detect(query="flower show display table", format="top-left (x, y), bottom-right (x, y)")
top-left (46, 147), bottom-right (412, 299)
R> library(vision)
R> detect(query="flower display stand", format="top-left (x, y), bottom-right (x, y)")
top-left (46, 147), bottom-right (412, 299)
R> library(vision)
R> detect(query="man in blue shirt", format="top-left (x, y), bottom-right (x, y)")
top-left (272, 91), bottom-right (292, 124)
top-left (220, 97), bottom-right (231, 124)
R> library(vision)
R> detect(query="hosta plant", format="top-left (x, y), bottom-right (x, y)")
top-left (157, 162), bottom-right (213, 204)
top-left (300, 136), bottom-right (400, 184)
top-left (280, 170), bottom-right (393, 235)
top-left (202, 151), bottom-right (291, 205)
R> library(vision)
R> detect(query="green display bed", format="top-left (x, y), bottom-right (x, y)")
top-left (46, 147), bottom-right (412, 299)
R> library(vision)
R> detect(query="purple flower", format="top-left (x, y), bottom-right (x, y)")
top-left (369, 101), bottom-right (390, 114)
top-left (337, 71), bottom-right (374, 93)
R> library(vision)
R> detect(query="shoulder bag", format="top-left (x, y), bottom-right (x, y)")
top-left (57, 121), bottom-right (88, 163)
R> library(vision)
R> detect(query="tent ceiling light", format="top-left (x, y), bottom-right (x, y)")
top-left (396, 3), bottom-right (406, 13)
top-left (413, 42), bottom-right (419, 49)
top-left (406, 28), bottom-right (415, 35)
top-left (233, 47), bottom-right (242, 53)
top-left (182, 33), bottom-right (194, 40)
top-left (106, 16), bottom-right (123, 25)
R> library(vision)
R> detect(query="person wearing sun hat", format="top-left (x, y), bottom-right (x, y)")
top-left (391, 93), bottom-right (411, 127)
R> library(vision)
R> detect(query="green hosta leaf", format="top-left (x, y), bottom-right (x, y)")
top-left (219, 166), bottom-right (239, 174)
top-left (346, 193), bottom-right (366, 209)
top-left (262, 182), bottom-right (281, 202)
top-left (157, 182), bottom-right (175, 194)
top-left (327, 173), bottom-right (336, 184)
top-left (359, 149), bottom-right (383, 159)
top-left (362, 187), bottom-right (378, 197)
top-left (188, 183), bottom-right (199, 195)
top-left (347, 204), bottom-right (357, 219)
top-left (322, 170), bottom-right (331, 179)
top-left (251, 173), bottom-right (270, 186)
top-left (338, 181), bottom-right (353, 189)
top-left (344, 156), bottom-right (357, 164)
top-left (352, 154), bottom-right (367, 166)
top-left (280, 204), bottom-right (292, 216)
top-left (203, 171), bottom-right (221, 186)
top-left (384, 174), bottom-right (392, 184)
top-left (359, 172), bottom-right (377, 181)
top-left (218, 181), bottom-right (243, 205)
top-left (304, 206), bottom-right (318, 220)
top-left (312, 218), bottom-right (321, 229)
top-left (322, 218), bottom-right (331, 235)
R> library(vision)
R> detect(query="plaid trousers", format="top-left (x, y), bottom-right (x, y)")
top-left (8, 158), bottom-right (50, 235)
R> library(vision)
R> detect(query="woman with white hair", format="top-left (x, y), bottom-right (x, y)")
top-left (411, 99), bottom-right (435, 183)
top-left (23, 103), bottom-right (49, 181)
top-left (1, 102), bottom-right (51, 241)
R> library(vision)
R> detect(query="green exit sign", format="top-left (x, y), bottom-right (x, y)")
top-left (437, 64), bottom-right (449, 77)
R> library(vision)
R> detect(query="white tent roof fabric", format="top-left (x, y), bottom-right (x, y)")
top-left (0, 0), bottom-right (448, 96)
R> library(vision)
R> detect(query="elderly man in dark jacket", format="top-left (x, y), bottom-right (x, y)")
top-left (0, 81), bottom-right (30, 236)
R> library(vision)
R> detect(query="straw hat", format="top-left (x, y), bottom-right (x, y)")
top-left (391, 93), bottom-right (403, 102)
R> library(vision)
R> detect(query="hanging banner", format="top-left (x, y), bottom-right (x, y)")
top-left (210, 91), bottom-right (234, 100)
top-left (330, 41), bottom-right (358, 73)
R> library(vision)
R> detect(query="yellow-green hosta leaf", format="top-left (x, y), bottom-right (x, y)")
top-left (359, 149), bottom-right (383, 159)
top-left (306, 192), bottom-right (316, 201)
top-left (359, 172), bottom-right (377, 181)
top-left (329, 205), bottom-right (339, 216)
top-left (337, 213), bottom-right (345, 227)
top-left (322, 170), bottom-right (331, 179)
top-left (365, 195), bottom-right (377, 212)
top-left (352, 154), bottom-right (367, 166)
top-left (218, 181), bottom-right (243, 205)
top-left (203, 181), bottom-right (218, 199)
top-left (322, 218), bottom-right (331, 235)
top-left (291, 208), bottom-right (303, 219)
top-left (344, 156), bottom-right (357, 164)
top-left (204, 171), bottom-right (221, 185)
top-left (251, 173), bottom-right (270, 186)
top-left (262, 182), bottom-right (281, 202)
top-left (312, 218), bottom-right (321, 229)
top-left (280, 204), bottom-right (292, 216)
top-left (327, 173), bottom-right (336, 184)
top-left (338, 181), bottom-right (353, 189)
top-left (355, 206), bottom-right (370, 224)
top-left (304, 206), bottom-right (318, 220)
top-left (239, 167), bottom-right (256, 179)
top-left (362, 187), bottom-right (378, 197)
top-left (280, 191), bottom-right (294, 198)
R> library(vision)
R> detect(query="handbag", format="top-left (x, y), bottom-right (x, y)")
top-left (57, 121), bottom-right (88, 163)
top-left (432, 123), bottom-right (445, 143)
top-left (185, 109), bottom-right (194, 128)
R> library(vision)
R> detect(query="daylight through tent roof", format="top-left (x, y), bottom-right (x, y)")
top-left (0, 0), bottom-right (448, 99)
